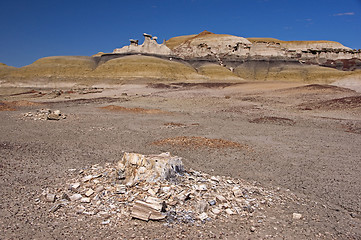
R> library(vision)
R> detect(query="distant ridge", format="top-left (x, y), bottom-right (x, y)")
top-left (1, 31), bottom-right (360, 85)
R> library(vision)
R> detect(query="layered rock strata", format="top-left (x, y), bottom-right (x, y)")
top-left (111, 31), bottom-right (360, 70)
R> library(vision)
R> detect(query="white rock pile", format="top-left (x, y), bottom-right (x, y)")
top-left (41, 152), bottom-right (287, 225)
top-left (23, 109), bottom-right (66, 121)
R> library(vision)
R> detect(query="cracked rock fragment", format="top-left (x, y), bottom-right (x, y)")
top-left (131, 200), bottom-right (166, 221)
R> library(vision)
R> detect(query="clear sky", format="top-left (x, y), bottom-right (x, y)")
top-left (1, 0), bottom-right (360, 67)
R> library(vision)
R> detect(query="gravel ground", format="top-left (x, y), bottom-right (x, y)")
top-left (0, 82), bottom-right (360, 239)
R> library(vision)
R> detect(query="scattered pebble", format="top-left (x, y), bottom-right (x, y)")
top-left (293, 213), bottom-right (302, 220)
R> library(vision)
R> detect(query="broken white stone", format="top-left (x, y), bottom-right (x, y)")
top-left (95, 186), bottom-right (104, 193)
top-left (212, 208), bottom-right (221, 215)
top-left (225, 208), bottom-right (236, 215)
top-left (85, 189), bottom-right (94, 197)
top-left (46, 194), bottom-right (56, 203)
top-left (195, 184), bottom-right (207, 191)
top-left (101, 219), bottom-right (110, 225)
top-left (210, 176), bottom-right (220, 182)
top-left (53, 110), bottom-right (61, 115)
top-left (148, 188), bottom-right (156, 196)
top-left (232, 186), bottom-right (243, 198)
top-left (131, 200), bottom-right (166, 221)
top-left (70, 182), bottom-right (80, 190)
top-left (145, 197), bottom-right (163, 211)
top-left (293, 213), bottom-right (302, 220)
top-left (216, 195), bottom-right (226, 203)
top-left (82, 175), bottom-right (93, 182)
top-left (197, 201), bottom-right (208, 213)
top-left (81, 197), bottom-right (91, 203)
top-left (198, 212), bottom-right (209, 221)
top-left (115, 185), bottom-right (126, 194)
top-left (161, 186), bottom-right (171, 193)
top-left (75, 205), bottom-right (86, 214)
top-left (70, 194), bottom-right (82, 201)
top-left (116, 152), bottom-right (184, 186)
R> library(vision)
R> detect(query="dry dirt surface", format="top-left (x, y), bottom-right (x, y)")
top-left (0, 81), bottom-right (361, 239)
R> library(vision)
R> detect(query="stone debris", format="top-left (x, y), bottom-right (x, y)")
top-left (215, 195), bottom-right (227, 203)
top-left (293, 213), bottom-right (302, 220)
top-left (101, 219), bottom-right (110, 225)
top-left (82, 175), bottom-right (94, 182)
top-left (23, 109), bottom-right (66, 121)
top-left (131, 200), bottom-right (166, 221)
top-left (198, 212), bottom-right (209, 221)
top-left (70, 182), bottom-right (80, 190)
top-left (42, 152), bottom-right (291, 226)
top-left (85, 189), bottom-right (94, 197)
top-left (81, 197), bottom-right (91, 203)
top-left (70, 194), bottom-right (82, 201)
top-left (211, 208), bottom-right (221, 215)
top-left (117, 152), bottom-right (184, 186)
top-left (46, 193), bottom-right (56, 203)
top-left (49, 203), bottom-right (63, 213)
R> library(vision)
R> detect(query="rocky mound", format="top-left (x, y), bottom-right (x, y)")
top-left (42, 152), bottom-right (289, 226)
top-left (92, 55), bottom-right (201, 81)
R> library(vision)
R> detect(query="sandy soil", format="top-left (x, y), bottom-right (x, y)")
top-left (0, 81), bottom-right (360, 239)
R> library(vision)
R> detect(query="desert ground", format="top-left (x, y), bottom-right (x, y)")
top-left (1, 80), bottom-right (360, 239)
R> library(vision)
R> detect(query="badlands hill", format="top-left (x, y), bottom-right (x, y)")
top-left (0, 63), bottom-right (16, 78)
top-left (1, 31), bottom-right (361, 85)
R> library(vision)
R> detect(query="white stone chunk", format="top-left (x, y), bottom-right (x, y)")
top-left (70, 194), bottom-right (82, 201)
top-left (85, 189), bottom-right (94, 197)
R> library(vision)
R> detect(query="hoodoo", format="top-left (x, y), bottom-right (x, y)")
top-left (113, 33), bottom-right (173, 56)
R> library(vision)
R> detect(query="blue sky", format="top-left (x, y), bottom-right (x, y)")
top-left (0, 0), bottom-right (360, 67)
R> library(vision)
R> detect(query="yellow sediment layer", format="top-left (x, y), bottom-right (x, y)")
top-left (92, 55), bottom-right (201, 81)
top-left (197, 64), bottom-right (242, 80)
top-left (0, 63), bottom-right (17, 78)
top-left (8, 56), bottom-right (96, 79)
top-left (165, 34), bottom-right (197, 50)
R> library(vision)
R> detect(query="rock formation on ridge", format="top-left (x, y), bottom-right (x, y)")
top-left (113, 33), bottom-right (173, 56)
